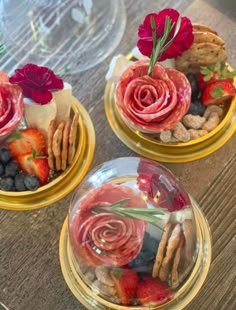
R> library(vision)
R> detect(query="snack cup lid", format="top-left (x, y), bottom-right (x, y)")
top-left (67, 157), bottom-right (205, 308)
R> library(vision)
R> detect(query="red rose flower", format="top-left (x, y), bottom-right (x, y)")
top-left (9, 64), bottom-right (63, 105)
top-left (137, 9), bottom-right (193, 61)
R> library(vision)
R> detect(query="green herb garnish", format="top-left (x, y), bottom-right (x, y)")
top-left (147, 15), bottom-right (181, 75)
top-left (92, 198), bottom-right (165, 230)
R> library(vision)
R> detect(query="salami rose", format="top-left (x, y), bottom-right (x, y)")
top-left (70, 183), bottom-right (147, 267)
top-left (115, 60), bottom-right (191, 133)
top-left (0, 83), bottom-right (23, 141)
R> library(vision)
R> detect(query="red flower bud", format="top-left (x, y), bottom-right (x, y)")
top-left (137, 9), bottom-right (194, 61)
top-left (9, 64), bottom-right (63, 105)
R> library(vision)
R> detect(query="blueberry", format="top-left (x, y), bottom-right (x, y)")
top-left (186, 73), bottom-right (199, 100)
top-left (24, 175), bottom-right (40, 191)
top-left (129, 254), bottom-right (147, 268)
top-left (5, 161), bottom-right (20, 177)
top-left (15, 174), bottom-right (27, 191)
top-left (142, 233), bottom-right (159, 256)
top-left (0, 163), bottom-right (4, 177)
top-left (188, 99), bottom-right (206, 116)
top-left (0, 176), bottom-right (14, 191)
top-left (0, 148), bottom-right (12, 165)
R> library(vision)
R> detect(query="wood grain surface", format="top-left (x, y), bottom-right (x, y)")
top-left (0, 1), bottom-right (236, 309)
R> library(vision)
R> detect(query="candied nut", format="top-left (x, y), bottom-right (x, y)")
top-left (202, 112), bottom-right (220, 131)
top-left (109, 296), bottom-right (121, 304)
top-left (182, 114), bottom-right (206, 129)
top-left (84, 270), bottom-right (96, 283)
top-left (95, 266), bottom-right (115, 287)
top-left (172, 122), bottom-right (190, 142)
top-left (188, 129), bottom-right (208, 139)
top-left (203, 105), bottom-right (223, 119)
top-left (92, 280), bottom-right (117, 297)
top-left (160, 130), bottom-right (172, 143)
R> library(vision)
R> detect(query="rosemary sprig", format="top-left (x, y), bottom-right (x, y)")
top-left (147, 15), bottom-right (181, 75)
top-left (92, 198), bottom-right (165, 230)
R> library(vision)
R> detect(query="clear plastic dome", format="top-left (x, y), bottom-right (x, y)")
top-left (0, 0), bottom-right (126, 73)
top-left (68, 157), bottom-right (199, 308)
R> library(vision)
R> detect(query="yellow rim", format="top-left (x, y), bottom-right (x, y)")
top-left (59, 198), bottom-right (212, 310)
top-left (0, 98), bottom-right (95, 211)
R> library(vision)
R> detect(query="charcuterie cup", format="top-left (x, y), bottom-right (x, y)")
top-left (105, 59), bottom-right (236, 163)
top-left (59, 157), bottom-right (212, 309)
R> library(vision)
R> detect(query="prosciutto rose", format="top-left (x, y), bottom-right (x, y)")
top-left (70, 183), bottom-right (147, 267)
top-left (0, 83), bottom-right (23, 142)
top-left (115, 60), bottom-right (191, 133)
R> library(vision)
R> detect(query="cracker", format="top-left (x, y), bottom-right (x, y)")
top-left (52, 121), bottom-right (65, 171)
top-left (47, 119), bottom-right (57, 170)
top-left (175, 42), bottom-right (227, 73)
top-left (192, 23), bottom-right (217, 34)
top-left (193, 31), bottom-right (225, 46)
top-left (182, 220), bottom-right (195, 270)
top-left (68, 112), bottom-right (79, 165)
top-left (152, 222), bottom-right (172, 278)
top-left (171, 236), bottom-right (184, 289)
top-left (159, 223), bottom-right (181, 282)
top-left (61, 119), bottom-right (71, 171)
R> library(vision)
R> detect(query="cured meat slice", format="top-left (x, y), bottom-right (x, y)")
top-left (70, 183), bottom-right (147, 267)
top-left (115, 60), bottom-right (191, 133)
top-left (0, 83), bottom-right (23, 137)
top-left (165, 68), bottom-right (191, 114)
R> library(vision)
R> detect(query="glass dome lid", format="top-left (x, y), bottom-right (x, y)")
top-left (67, 157), bottom-right (202, 308)
top-left (0, 0), bottom-right (126, 73)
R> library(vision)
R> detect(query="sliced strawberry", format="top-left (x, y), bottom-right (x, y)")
top-left (198, 63), bottom-right (236, 90)
top-left (17, 152), bottom-right (49, 185)
top-left (202, 80), bottom-right (236, 106)
top-left (111, 268), bottom-right (138, 306)
top-left (197, 71), bottom-right (218, 90)
top-left (137, 277), bottom-right (174, 306)
top-left (8, 128), bottom-right (46, 159)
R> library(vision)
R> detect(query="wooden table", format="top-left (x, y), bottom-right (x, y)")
top-left (0, 0), bottom-right (235, 309)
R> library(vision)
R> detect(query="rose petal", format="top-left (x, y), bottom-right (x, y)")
top-left (10, 63), bottom-right (64, 104)
top-left (30, 89), bottom-right (53, 105)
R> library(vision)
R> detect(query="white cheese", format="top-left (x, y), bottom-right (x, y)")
top-left (24, 98), bottom-right (57, 138)
top-left (105, 54), bottom-right (134, 83)
top-left (53, 82), bottom-right (72, 123)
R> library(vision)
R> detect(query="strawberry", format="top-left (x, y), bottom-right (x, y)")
top-left (8, 128), bottom-right (46, 159)
top-left (136, 277), bottom-right (173, 306)
top-left (198, 62), bottom-right (236, 90)
top-left (17, 151), bottom-right (49, 185)
top-left (111, 268), bottom-right (138, 306)
top-left (202, 80), bottom-right (236, 106)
